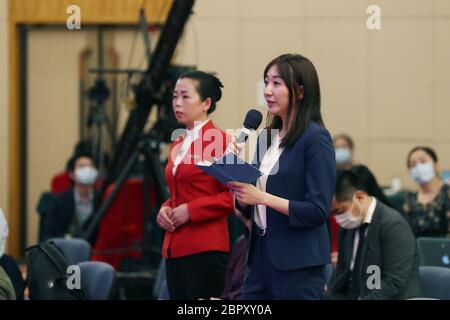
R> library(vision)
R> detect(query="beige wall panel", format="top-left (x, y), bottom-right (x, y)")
top-left (435, 20), bottom-right (450, 141)
top-left (240, 21), bottom-right (304, 126)
top-left (305, 0), bottom-right (368, 17)
top-left (372, 0), bottom-right (434, 16)
top-left (27, 29), bottom-right (86, 246)
top-left (370, 20), bottom-right (433, 140)
top-left (435, 0), bottom-right (450, 16)
top-left (242, 0), bottom-right (303, 18)
top-left (185, 20), bottom-right (240, 131)
top-left (370, 142), bottom-right (421, 189)
top-left (194, 0), bottom-right (241, 19)
top-left (352, 140), bottom-right (371, 168)
top-left (305, 21), bottom-right (369, 140)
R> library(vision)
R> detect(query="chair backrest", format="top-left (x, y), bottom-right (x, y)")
top-left (419, 266), bottom-right (450, 300)
top-left (325, 263), bottom-right (333, 288)
top-left (52, 238), bottom-right (92, 265)
top-left (417, 237), bottom-right (450, 267)
top-left (78, 261), bottom-right (116, 300)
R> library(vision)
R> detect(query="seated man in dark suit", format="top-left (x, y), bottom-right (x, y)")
top-left (42, 153), bottom-right (100, 241)
top-left (327, 170), bottom-right (422, 300)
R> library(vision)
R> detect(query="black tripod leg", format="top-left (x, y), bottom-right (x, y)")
top-left (145, 144), bottom-right (169, 202)
top-left (140, 142), bottom-right (169, 267)
top-left (82, 149), bottom-right (140, 242)
top-left (142, 155), bottom-right (153, 259)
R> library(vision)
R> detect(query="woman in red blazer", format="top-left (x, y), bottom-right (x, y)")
top-left (156, 71), bottom-right (234, 299)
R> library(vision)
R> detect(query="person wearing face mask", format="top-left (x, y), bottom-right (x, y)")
top-left (42, 152), bottom-right (100, 242)
top-left (328, 165), bottom-right (400, 270)
top-left (327, 170), bottom-right (422, 300)
top-left (403, 146), bottom-right (449, 238)
top-left (333, 134), bottom-right (354, 170)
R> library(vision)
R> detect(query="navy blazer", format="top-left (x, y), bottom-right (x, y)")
top-left (238, 122), bottom-right (336, 271)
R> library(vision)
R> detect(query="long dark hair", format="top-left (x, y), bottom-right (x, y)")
top-left (264, 54), bottom-right (324, 148)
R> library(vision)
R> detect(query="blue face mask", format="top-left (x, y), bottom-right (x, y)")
top-left (335, 148), bottom-right (352, 165)
top-left (410, 162), bottom-right (436, 185)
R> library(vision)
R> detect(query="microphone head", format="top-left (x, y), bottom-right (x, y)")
top-left (243, 109), bottom-right (263, 130)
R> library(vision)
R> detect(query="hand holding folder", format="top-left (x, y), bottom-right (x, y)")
top-left (196, 152), bottom-right (262, 184)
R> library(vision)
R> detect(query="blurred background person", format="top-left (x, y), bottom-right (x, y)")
top-left (403, 146), bottom-right (449, 238)
top-left (42, 153), bottom-right (100, 241)
top-left (333, 134), bottom-right (354, 170)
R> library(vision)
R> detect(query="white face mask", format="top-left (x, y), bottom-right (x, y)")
top-left (410, 162), bottom-right (436, 185)
top-left (74, 166), bottom-right (98, 185)
top-left (334, 197), bottom-right (364, 229)
top-left (335, 148), bottom-right (352, 165)
top-left (0, 208), bottom-right (8, 258)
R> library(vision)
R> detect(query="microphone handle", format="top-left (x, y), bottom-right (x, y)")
top-left (237, 127), bottom-right (252, 143)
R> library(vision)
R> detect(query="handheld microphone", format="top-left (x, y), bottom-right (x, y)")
top-left (237, 109), bottom-right (263, 143)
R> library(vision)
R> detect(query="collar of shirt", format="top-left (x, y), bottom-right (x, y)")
top-left (363, 196), bottom-right (377, 225)
top-left (74, 188), bottom-right (94, 205)
top-left (184, 118), bottom-right (211, 142)
top-left (172, 119), bottom-right (211, 176)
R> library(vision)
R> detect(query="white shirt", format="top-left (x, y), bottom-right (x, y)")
top-left (254, 133), bottom-right (284, 229)
top-left (350, 197), bottom-right (377, 271)
top-left (73, 189), bottom-right (94, 224)
top-left (172, 119), bottom-right (210, 176)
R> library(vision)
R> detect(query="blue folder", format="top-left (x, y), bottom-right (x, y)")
top-left (196, 152), bottom-right (262, 184)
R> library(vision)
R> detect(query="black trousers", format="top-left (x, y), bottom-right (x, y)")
top-left (166, 251), bottom-right (229, 300)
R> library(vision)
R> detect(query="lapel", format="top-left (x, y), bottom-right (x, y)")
top-left (169, 120), bottom-right (216, 179)
top-left (255, 129), bottom-right (268, 170)
top-left (255, 129), bottom-right (288, 181)
top-left (344, 229), bottom-right (358, 269)
top-left (357, 201), bottom-right (382, 281)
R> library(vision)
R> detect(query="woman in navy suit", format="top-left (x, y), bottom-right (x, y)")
top-left (228, 54), bottom-right (336, 299)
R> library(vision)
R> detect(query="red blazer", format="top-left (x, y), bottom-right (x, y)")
top-left (161, 120), bottom-right (234, 259)
top-left (328, 214), bottom-right (339, 254)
